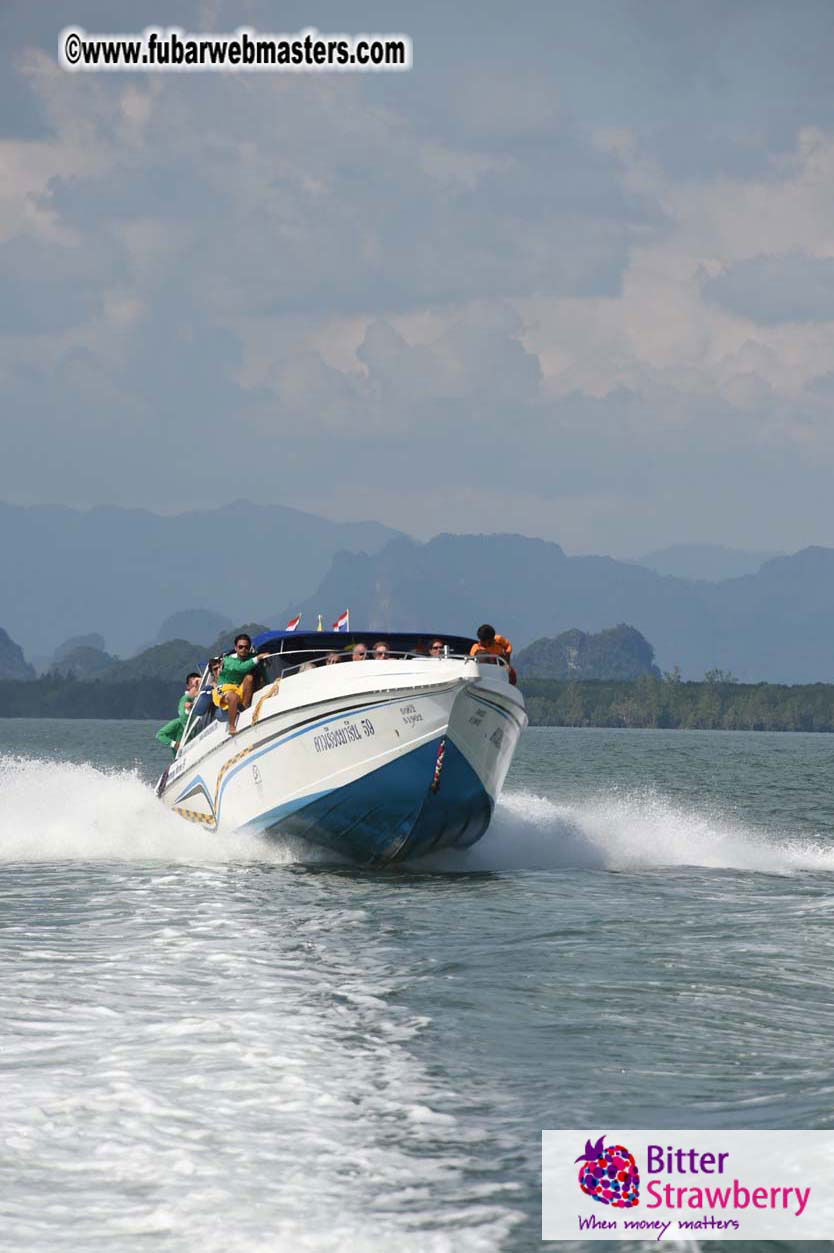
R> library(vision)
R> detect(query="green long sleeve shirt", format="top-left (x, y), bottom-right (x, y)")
top-left (156, 716), bottom-right (185, 749)
top-left (155, 690), bottom-right (192, 749)
top-left (217, 654), bottom-right (260, 686)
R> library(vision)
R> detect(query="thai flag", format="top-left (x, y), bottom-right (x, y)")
top-left (286, 614), bottom-right (301, 631)
top-left (332, 609), bottom-right (349, 632)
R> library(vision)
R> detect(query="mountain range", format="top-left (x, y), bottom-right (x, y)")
top-left (636, 543), bottom-right (781, 582)
top-left (278, 535), bottom-right (834, 683)
top-left (0, 501), bottom-right (402, 657)
top-left (0, 627), bottom-right (34, 680)
top-left (515, 625), bottom-right (660, 680)
top-left (2, 499), bottom-right (833, 683)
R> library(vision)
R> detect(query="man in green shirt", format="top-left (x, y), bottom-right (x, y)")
top-left (155, 672), bottom-right (201, 751)
top-left (212, 634), bottom-right (269, 735)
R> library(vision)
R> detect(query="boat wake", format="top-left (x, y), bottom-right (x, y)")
top-left (0, 755), bottom-right (321, 865)
top-left (1, 754), bottom-right (833, 876)
top-left (425, 788), bottom-right (834, 876)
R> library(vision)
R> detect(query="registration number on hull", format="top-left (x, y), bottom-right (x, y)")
top-left (313, 717), bottom-right (375, 754)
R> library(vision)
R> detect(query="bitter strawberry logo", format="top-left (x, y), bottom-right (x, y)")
top-left (576, 1135), bottom-right (640, 1208)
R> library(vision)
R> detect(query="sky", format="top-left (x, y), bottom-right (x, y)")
top-left (2, 0), bottom-right (834, 556)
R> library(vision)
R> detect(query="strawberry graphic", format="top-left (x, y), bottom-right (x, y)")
top-left (576, 1135), bottom-right (640, 1207)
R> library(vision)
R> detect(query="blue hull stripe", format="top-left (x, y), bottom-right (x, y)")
top-left (242, 736), bottom-right (492, 865)
top-left (466, 690), bottom-right (527, 732)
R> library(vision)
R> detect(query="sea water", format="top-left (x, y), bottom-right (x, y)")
top-left (1, 721), bottom-right (833, 1252)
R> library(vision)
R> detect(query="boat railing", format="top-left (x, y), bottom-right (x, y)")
top-left (177, 658), bottom-right (214, 752)
top-left (176, 648), bottom-right (508, 756)
top-left (259, 646), bottom-right (509, 680)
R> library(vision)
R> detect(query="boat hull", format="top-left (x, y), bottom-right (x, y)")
top-left (159, 660), bottom-right (526, 864)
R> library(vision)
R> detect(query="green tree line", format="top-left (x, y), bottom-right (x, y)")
top-left (520, 676), bottom-right (834, 731)
top-left (3, 673), bottom-right (834, 732)
top-left (0, 675), bottom-right (183, 719)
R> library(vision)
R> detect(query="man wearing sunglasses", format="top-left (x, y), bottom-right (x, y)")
top-left (212, 633), bottom-right (269, 735)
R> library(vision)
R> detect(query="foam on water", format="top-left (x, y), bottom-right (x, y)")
top-left (433, 788), bottom-right (834, 875)
top-left (0, 758), bottom-right (526, 1250)
top-left (2, 753), bottom-right (833, 876)
top-left (0, 755), bottom-right (312, 864)
top-left (2, 735), bottom-right (832, 1253)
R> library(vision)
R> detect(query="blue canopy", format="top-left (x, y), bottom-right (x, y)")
top-left (251, 628), bottom-right (476, 655)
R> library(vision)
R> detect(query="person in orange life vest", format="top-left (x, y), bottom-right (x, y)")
top-left (470, 623), bottom-right (517, 685)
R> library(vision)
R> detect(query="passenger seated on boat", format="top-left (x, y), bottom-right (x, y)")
top-left (298, 660), bottom-right (315, 672)
top-left (155, 672), bottom-right (200, 751)
top-left (190, 659), bottom-right (221, 720)
top-left (470, 624), bottom-right (517, 685)
top-left (212, 634), bottom-right (269, 735)
top-left (352, 643), bottom-right (368, 661)
top-left (325, 652), bottom-right (342, 665)
top-left (372, 641), bottom-right (390, 659)
top-left (429, 639), bottom-right (445, 657)
top-left (202, 659), bottom-right (231, 725)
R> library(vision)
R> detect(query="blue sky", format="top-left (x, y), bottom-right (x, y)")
top-left (3, 0), bottom-right (834, 554)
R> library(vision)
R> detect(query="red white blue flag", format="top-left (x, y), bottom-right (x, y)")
top-left (332, 609), bottom-right (349, 632)
top-left (286, 614), bottom-right (301, 631)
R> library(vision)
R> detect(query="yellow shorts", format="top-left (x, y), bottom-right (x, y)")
top-left (212, 682), bottom-right (245, 708)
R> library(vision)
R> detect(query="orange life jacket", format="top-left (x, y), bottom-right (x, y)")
top-left (470, 634), bottom-right (512, 658)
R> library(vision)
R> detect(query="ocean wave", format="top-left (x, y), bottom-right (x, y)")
top-left (0, 755), bottom-right (305, 864)
top-left (1, 753), bottom-right (832, 876)
top-left (422, 788), bottom-right (834, 875)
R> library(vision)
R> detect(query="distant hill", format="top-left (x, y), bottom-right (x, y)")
top-left (281, 534), bottom-right (834, 683)
top-left (516, 625), bottom-right (660, 680)
top-left (93, 624), bottom-right (272, 686)
top-left (79, 623), bottom-right (275, 689)
top-left (0, 500), bottom-right (405, 658)
top-left (0, 627), bottom-right (35, 680)
top-left (54, 632), bottom-right (107, 662)
top-left (156, 609), bottom-right (232, 645)
top-left (53, 645), bottom-right (116, 679)
top-left (6, 499), bottom-right (834, 684)
top-left (280, 531), bottom-right (707, 663)
top-left (636, 544), bottom-right (781, 582)
top-left (101, 640), bottom-right (206, 684)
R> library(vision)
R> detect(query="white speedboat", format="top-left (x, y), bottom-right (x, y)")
top-left (157, 631), bottom-right (527, 865)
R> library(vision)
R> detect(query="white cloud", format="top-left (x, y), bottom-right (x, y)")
top-left (1, 0), bottom-right (834, 554)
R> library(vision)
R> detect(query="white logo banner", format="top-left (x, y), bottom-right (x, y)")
top-left (542, 1129), bottom-right (834, 1241)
